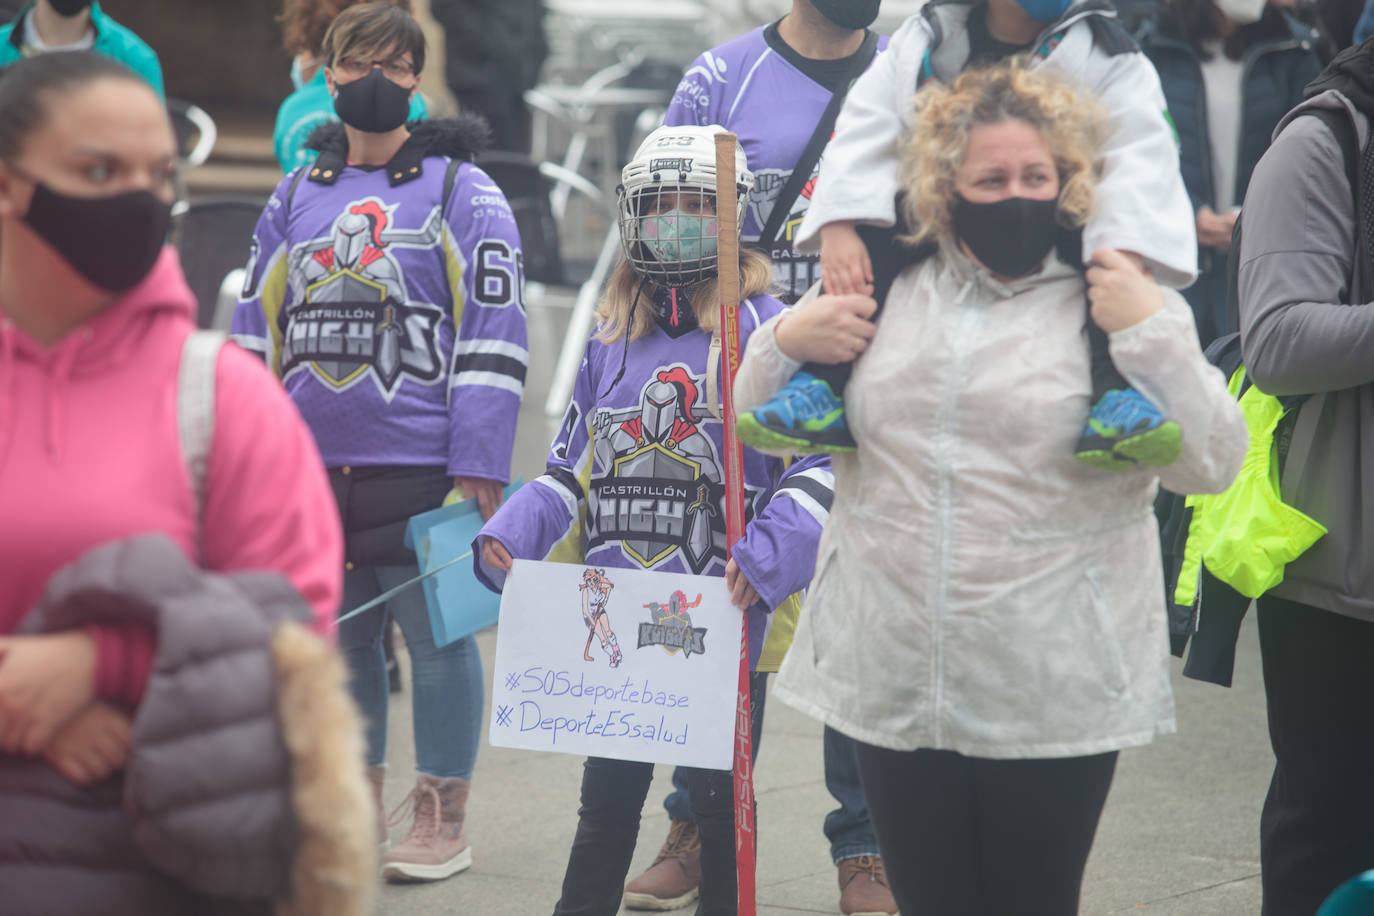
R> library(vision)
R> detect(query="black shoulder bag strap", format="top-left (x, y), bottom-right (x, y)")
top-left (754, 29), bottom-right (880, 252)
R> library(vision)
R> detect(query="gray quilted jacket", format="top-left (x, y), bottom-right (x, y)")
top-left (0, 535), bottom-right (375, 916)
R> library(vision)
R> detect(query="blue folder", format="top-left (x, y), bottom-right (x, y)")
top-left (404, 478), bottom-right (522, 648)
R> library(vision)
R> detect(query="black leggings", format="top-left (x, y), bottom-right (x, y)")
top-left (853, 743), bottom-right (1118, 916)
top-left (552, 672), bottom-right (767, 916)
top-left (803, 220), bottom-right (1125, 403)
top-left (1257, 595), bottom-right (1374, 916)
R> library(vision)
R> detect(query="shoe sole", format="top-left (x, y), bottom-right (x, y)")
top-left (622, 887), bottom-right (700, 911)
top-left (737, 413), bottom-right (856, 456)
top-left (1074, 448), bottom-right (1136, 473)
top-left (1114, 422), bottom-right (1182, 467)
top-left (381, 847), bottom-right (473, 883)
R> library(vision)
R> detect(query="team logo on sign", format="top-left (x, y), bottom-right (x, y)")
top-left (638, 590), bottom-right (708, 658)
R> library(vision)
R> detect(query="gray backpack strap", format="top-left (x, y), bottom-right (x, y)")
top-left (178, 330), bottom-right (228, 521)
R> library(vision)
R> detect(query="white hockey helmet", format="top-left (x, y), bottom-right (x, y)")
top-left (617, 124), bottom-right (754, 287)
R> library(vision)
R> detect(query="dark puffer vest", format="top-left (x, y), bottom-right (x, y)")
top-left (1139, 8), bottom-right (1322, 344)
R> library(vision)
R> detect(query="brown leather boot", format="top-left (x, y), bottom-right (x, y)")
top-left (366, 764), bottom-right (389, 850)
top-left (623, 817), bottom-right (700, 911)
top-left (837, 855), bottom-right (897, 915)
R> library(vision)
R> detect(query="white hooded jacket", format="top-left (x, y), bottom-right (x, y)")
top-left (796, 0), bottom-right (1198, 289)
top-left (737, 249), bottom-right (1246, 758)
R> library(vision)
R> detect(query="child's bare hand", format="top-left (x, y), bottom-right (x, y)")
top-left (41, 701), bottom-right (132, 787)
top-left (1086, 248), bottom-right (1165, 334)
top-left (724, 559), bottom-right (761, 611)
top-left (819, 221), bottom-right (874, 296)
top-left (774, 293), bottom-right (878, 365)
top-left (481, 536), bottom-right (513, 572)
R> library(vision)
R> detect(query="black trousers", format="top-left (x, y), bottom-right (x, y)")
top-left (1257, 595), bottom-right (1374, 916)
top-left (804, 221), bottom-right (1125, 403)
top-left (552, 672), bottom-right (767, 916)
top-left (853, 742), bottom-right (1118, 916)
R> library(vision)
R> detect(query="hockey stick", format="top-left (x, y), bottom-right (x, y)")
top-left (714, 130), bottom-right (756, 916)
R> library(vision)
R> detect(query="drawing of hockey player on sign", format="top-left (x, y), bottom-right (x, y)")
top-left (579, 567), bottom-right (622, 667)
top-left (280, 197), bottom-right (447, 396)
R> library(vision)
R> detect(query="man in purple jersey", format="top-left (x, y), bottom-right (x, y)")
top-left (624, 7), bottom-right (897, 914)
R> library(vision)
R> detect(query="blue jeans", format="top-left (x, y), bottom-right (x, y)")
top-left (340, 564), bottom-right (484, 778)
top-left (822, 725), bottom-right (881, 863)
top-left (665, 721), bottom-right (877, 863)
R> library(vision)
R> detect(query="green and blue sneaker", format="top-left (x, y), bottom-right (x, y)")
top-left (1075, 388), bottom-right (1182, 472)
top-left (737, 371), bottom-right (856, 454)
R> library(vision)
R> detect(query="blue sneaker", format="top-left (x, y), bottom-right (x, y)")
top-left (1075, 388), bottom-right (1181, 472)
top-left (737, 371), bottom-right (856, 454)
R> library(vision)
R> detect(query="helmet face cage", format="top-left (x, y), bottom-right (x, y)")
top-left (617, 126), bottom-right (753, 288)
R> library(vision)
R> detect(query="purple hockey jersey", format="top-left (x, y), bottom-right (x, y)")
top-left (232, 124), bottom-right (527, 482)
top-left (475, 294), bottom-right (833, 671)
top-left (664, 26), bottom-right (887, 303)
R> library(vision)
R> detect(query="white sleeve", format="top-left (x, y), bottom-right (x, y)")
top-left (1069, 50), bottom-right (1199, 289)
top-left (1109, 289), bottom-right (1246, 494)
top-left (734, 312), bottom-right (804, 412)
top-left (794, 16), bottom-right (930, 253)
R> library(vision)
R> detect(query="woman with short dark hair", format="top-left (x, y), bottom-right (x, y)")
top-left (235, 0), bottom-right (528, 885)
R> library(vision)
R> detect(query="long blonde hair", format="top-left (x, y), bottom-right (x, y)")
top-left (898, 62), bottom-right (1108, 247)
top-left (594, 249), bottom-right (774, 344)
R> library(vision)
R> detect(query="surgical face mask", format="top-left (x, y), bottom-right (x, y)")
top-left (640, 209), bottom-right (718, 266)
top-left (951, 194), bottom-right (1060, 278)
top-left (1215, 0), bottom-right (1266, 25)
top-left (332, 68), bottom-right (412, 134)
top-left (809, 0), bottom-right (882, 30)
top-left (290, 55), bottom-right (307, 90)
top-left (1013, 0), bottom-right (1072, 24)
top-left (21, 180), bottom-right (171, 292)
top-left (47, 0), bottom-right (91, 16)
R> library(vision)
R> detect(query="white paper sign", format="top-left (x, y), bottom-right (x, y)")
top-left (489, 559), bottom-right (742, 770)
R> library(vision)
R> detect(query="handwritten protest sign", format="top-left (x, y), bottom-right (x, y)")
top-left (489, 559), bottom-right (741, 769)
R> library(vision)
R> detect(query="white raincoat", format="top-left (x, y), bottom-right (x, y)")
top-left (738, 249), bottom-right (1246, 758)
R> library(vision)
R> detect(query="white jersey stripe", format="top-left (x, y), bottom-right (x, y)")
top-left (450, 371), bottom-right (525, 396)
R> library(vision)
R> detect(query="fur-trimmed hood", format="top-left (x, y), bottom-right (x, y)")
top-left (303, 113), bottom-right (490, 162)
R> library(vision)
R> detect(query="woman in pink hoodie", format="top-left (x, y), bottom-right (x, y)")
top-left (0, 53), bottom-right (341, 785)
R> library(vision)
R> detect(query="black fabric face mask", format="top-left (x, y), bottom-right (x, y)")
top-left (22, 181), bottom-right (170, 293)
top-left (332, 68), bottom-right (412, 134)
top-left (810, 0), bottom-right (881, 29)
top-left (47, 0), bottom-right (92, 16)
top-left (952, 194), bottom-right (1060, 278)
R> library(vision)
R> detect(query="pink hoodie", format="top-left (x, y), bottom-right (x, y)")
top-left (0, 248), bottom-right (341, 705)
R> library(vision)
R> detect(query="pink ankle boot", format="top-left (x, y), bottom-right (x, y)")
top-left (381, 774), bottom-right (472, 882)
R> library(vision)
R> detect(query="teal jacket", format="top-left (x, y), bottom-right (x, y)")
top-left (0, 2), bottom-right (164, 98)
top-left (274, 68), bottom-right (428, 173)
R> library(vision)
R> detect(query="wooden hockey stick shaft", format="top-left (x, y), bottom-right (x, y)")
top-left (714, 130), bottom-right (756, 916)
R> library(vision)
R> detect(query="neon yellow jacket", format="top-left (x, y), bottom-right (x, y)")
top-left (1174, 367), bottom-right (1326, 607)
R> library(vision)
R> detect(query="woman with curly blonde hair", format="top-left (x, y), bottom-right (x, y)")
top-left (736, 63), bottom-right (1248, 915)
